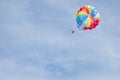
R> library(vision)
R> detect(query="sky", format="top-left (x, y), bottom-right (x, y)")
top-left (0, 0), bottom-right (120, 80)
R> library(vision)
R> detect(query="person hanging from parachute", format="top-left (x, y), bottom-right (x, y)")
top-left (72, 5), bottom-right (100, 33)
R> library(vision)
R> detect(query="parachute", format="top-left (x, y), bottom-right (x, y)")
top-left (76, 5), bottom-right (100, 30)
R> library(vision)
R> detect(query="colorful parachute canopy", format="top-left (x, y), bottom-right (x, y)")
top-left (76, 5), bottom-right (100, 30)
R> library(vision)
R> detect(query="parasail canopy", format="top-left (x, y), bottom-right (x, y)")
top-left (76, 5), bottom-right (100, 30)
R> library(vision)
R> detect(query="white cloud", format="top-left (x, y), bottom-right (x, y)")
top-left (0, 0), bottom-right (120, 80)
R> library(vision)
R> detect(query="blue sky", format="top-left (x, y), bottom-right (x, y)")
top-left (0, 0), bottom-right (120, 80)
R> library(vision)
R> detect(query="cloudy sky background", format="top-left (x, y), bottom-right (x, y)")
top-left (0, 0), bottom-right (120, 80)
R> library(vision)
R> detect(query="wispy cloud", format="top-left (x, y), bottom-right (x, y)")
top-left (0, 0), bottom-right (120, 80)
